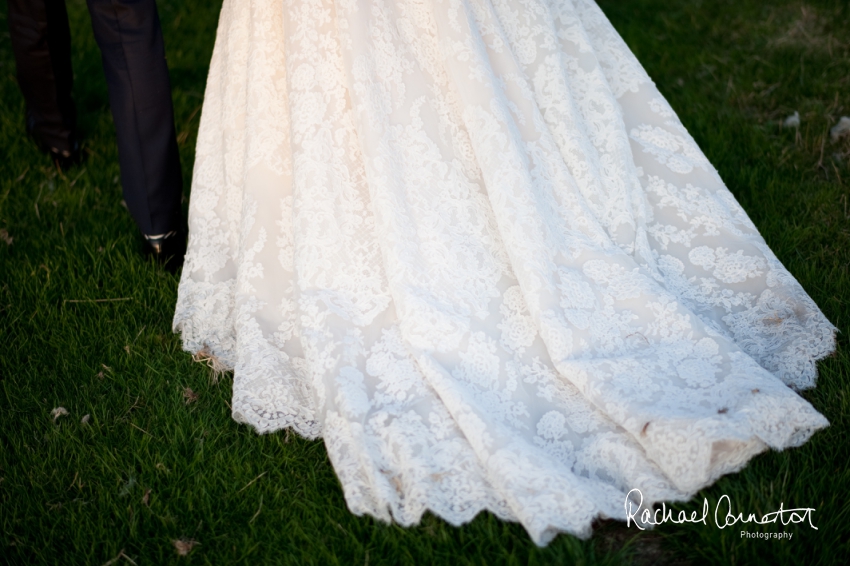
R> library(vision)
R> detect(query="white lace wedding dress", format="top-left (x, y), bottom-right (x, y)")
top-left (173, 0), bottom-right (836, 545)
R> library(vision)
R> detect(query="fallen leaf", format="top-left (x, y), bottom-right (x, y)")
top-left (0, 229), bottom-right (12, 246)
top-left (124, 345), bottom-right (131, 354)
top-left (173, 539), bottom-right (199, 556)
top-left (831, 116), bottom-right (850, 141)
top-left (783, 111), bottom-right (800, 128)
top-left (51, 407), bottom-right (69, 422)
top-left (118, 476), bottom-right (136, 497)
top-left (183, 387), bottom-right (199, 404)
top-left (81, 414), bottom-right (91, 424)
top-left (141, 489), bottom-right (151, 506)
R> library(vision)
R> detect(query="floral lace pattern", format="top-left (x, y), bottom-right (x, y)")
top-left (173, 0), bottom-right (836, 545)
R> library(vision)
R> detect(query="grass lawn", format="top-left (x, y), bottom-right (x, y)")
top-left (1, 0), bottom-right (848, 564)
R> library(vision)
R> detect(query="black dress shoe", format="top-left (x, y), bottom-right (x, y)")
top-left (47, 140), bottom-right (84, 172)
top-left (26, 112), bottom-right (84, 173)
top-left (143, 229), bottom-right (187, 274)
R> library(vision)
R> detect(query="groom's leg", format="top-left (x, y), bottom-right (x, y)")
top-left (85, 0), bottom-right (183, 237)
top-left (6, 0), bottom-right (78, 155)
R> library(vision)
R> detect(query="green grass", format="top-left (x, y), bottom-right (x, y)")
top-left (1, 0), bottom-right (848, 564)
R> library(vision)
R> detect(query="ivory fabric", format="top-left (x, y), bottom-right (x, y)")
top-left (173, 0), bottom-right (836, 545)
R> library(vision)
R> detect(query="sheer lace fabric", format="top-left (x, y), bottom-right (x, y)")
top-left (173, 0), bottom-right (836, 545)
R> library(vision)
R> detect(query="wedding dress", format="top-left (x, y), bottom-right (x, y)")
top-left (173, 0), bottom-right (836, 545)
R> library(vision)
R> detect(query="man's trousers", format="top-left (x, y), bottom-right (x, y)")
top-left (7, 0), bottom-right (183, 235)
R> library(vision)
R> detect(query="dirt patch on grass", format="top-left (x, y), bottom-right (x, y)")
top-left (593, 519), bottom-right (693, 566)
top-left (765, 3), bottom-right (848, 55)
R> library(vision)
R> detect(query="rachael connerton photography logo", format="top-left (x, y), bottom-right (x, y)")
top-left (624, 489), bottom-right (818, 538)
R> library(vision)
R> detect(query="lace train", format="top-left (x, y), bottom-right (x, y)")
top-left (173, 0), bottom-right (835, 545)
